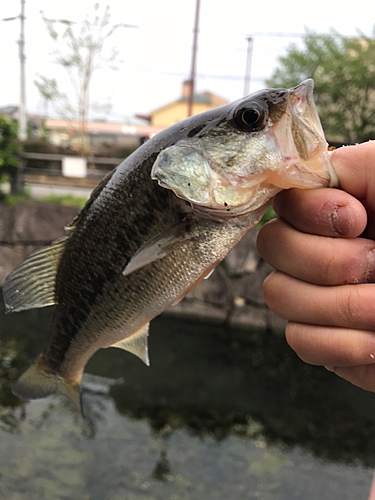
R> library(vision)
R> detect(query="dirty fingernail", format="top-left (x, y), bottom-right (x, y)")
top-left (330, 205), bottom-right (351, 236)
top-left (366, 250), bottom-right (375, 283)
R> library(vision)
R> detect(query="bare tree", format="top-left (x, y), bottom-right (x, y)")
top-left (34, 75), bottom-right (65, 120)
top-left (40, 3), bottom-right (137, 154)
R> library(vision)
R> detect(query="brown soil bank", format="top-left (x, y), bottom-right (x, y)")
top-left (0, 201), bottom-right (285, 331)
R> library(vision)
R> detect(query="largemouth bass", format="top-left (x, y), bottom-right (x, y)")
top-left (3, 79), bottom-right (338, 409)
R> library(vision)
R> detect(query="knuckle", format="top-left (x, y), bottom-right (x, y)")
top-left (262, 272), bottom-right (276, 304)
top-left (262, 271), bottom-right (293, 320)
top-left (285, 322), bottom-right (299, 350)
top-left (262, 272), bottom-right (282, 310)
top-left (256, 219), bottom-right (280, 257)
top-left (321, 252), bottom-right (338, 283)
top-left (321, 244), bottom-right (368, 285)
top-left (335, 286), bottom-right (361, 326)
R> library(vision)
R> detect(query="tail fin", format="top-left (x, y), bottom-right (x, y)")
top-left (11, 356), bottom-right (82, 413)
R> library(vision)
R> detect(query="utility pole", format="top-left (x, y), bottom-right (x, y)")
top-left (243, 34), bottom-right (254, 97)
top-left (187, 0), bottom-right (201, 117)
top-left (18, 0), bottom-right (27, 141)
top-left (2, 0), bottom-right (27, 141)
top-left (2, 0), bottom-right (27, 194)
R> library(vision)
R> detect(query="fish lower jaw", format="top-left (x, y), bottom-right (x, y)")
top-left (263, 159), bottom-right (332, 190)
top-left (189, 190), bottom-right (277, 221)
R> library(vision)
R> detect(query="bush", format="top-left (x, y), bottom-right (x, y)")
top-left (0, 115), bottom-right (19, 195)
top-left (92, 143), bottom-right (139, 159)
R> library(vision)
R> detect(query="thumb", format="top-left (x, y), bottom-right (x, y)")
top-left (330, 141), bottom-right (375, 209)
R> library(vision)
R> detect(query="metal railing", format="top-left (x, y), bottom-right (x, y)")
top-left (20, 152), bottom-right (124, 176)
top-left (9, 152), bottom-right (125, 194)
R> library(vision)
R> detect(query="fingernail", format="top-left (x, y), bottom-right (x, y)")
top-left (330, 205), bottom-right (351, 236)
top-left (366, 250), bottom-right (375, 283)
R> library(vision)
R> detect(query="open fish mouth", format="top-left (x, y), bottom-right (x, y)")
top-left (289, 79), bottom-right (324, 158)
top-left (278, 79), bottom-right (339, 188)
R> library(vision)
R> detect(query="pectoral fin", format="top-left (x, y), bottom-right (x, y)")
top-left (204, 268), bottom-right (215, 280)
top-left (110, 322), bottom-right (150, 365)
top-left (3, 236), bottom-right (69, 313)
top-left (123, 222), bottom-right (195, 276)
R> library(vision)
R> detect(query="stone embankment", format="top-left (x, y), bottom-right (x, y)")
top-left (0, 201), bottom-right (286, 332)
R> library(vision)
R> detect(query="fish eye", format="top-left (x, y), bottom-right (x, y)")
top-left (241, 109), bottom-right (261, 126)
top-left (233, 101), bottom-right (267, 131)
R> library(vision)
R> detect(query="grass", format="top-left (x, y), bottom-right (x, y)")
top-left (39, 194), bottom-right (88, 209)
top-left (2, 193), bottom-right (31, 205)
top-left (2, 190), bottom-right (274, 220)
top-left (1, 191), bottom-right (88, 209)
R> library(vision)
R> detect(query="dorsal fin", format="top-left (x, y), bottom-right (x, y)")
top-left (110, 323), bottom-right (150, 365)
top-left (3, 236), bottom-right (69, 313)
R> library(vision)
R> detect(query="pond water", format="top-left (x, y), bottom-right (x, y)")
top-left (0, 299), bottom-right (375, 499)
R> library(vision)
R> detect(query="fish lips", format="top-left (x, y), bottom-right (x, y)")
top-left (275, 79), bottom-right (339, 189)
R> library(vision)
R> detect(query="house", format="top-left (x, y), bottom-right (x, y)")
top-left (148, 81), bottom-right (228, 128)
top-left (44, 119), bottom-right (164, 152)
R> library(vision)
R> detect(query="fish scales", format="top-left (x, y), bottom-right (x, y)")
top-left (3, 79), bottom-right (338, 409)
top-left (49, 171), bottom-right (253, 379)
top-left (47, 160), bottom-right (181, 373)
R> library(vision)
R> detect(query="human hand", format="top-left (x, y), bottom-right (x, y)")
top-left (257, 141), bottom-right (375, 391)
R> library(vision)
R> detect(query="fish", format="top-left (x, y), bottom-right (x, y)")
top-left (3, 79), bottom-right (338, 411)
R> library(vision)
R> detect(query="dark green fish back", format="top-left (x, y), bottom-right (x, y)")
top-left (46, 153), bottom-right (180, 373)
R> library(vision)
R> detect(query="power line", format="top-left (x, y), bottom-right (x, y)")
top-left (2, 16), bottom-right (19, 21)
top-left (133, 68), bottom-right (266, 82)
top-left (200, 29), bottom-right (305, 37)
top-left (252, 31), bottom-right (304, 37)
top-left (41, 15), bottom-right (138, 30)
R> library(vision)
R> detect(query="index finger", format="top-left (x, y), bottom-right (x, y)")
top-left (272, 142), bottom-right (375, 238)
top-left (330, 142), bottom-right (375, 209)
top-left (272, 187), bottom-right (367, 238)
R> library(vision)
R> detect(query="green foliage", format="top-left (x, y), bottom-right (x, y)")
top-left (266, 28), bottom-right (375, 143)
top-left (3, 193), bottom-right (86, 208)
top-left (34, 75), bottom-right (65, 121)
top-left (3, 192), bottom-right (31, 205)
top-left (39, 194), bottom-right (88, 208)
top-left (23, 138), bottom-right (76, 155)
top-left (257, 205), bottom-right (276, 227)
top-left (0, 115), bottom-right (19, 187)
top-left (34, 75), bottom-right (63, 103)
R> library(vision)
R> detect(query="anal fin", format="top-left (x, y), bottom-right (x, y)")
top-left (110, 323), bottom-right (150, 365)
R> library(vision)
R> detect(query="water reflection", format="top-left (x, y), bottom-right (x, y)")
top-left (0, 297), bottom-right (375, 498)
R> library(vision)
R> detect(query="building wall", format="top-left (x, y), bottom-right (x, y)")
top-left (151, 101), bottom-right (220, 127)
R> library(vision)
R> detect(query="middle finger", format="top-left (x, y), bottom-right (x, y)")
top-left (263, 271), bottom-right (375, 331)
top-left (257, 218), bottom-right (375, 285)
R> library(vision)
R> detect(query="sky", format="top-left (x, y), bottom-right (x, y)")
top-left (1, 0), bottom-right (375, 123)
